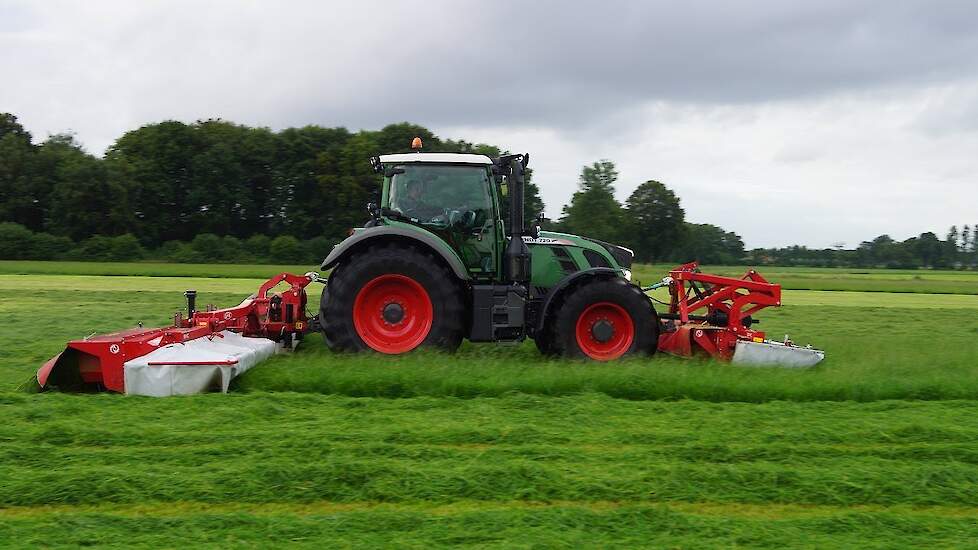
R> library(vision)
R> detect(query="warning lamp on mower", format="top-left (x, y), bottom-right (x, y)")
top-left (411, 137), bottom-right (423, 151)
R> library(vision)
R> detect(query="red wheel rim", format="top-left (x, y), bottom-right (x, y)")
top-left (574, 302), bottom-right (634, 360)
top-left (353, 274), bottom-right (433, 353)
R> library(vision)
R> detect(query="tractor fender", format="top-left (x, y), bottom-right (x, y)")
top-left (535, 268), bottom-right (620, 332)
top-left (320, 225), bottom-right (471, 281)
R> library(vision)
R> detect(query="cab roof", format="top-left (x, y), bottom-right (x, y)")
top-left (379, 153), bottom-right (494, 165)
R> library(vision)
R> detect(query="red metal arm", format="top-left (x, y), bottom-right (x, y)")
top-left (658, 262), bottom-right (781, 360)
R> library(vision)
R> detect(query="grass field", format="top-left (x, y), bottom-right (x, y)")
top-left (4, 259), bottom-right (978, 294)
top-left (1, 262), bottom-right (977, 547)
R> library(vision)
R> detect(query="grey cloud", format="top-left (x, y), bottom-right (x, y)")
top-left (3, 0), bottom-right (977, 248)
top-left (291, 0), bottom-right (978, 131)
top-left (6, 1), bottom-right (978, 140)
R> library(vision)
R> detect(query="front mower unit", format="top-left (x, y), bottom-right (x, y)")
top-left (655, 262), bottom-right (824, 367)
top-left (37, 272), bottom-right (318, 396)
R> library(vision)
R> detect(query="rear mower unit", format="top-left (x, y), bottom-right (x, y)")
top-left (37, 139), bottom-right (823, 396)
top-left (38, 273), bottom-right (318, 396)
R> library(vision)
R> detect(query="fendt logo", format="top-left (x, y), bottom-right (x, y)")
top-left (522, 236), bottom-right (574, 246)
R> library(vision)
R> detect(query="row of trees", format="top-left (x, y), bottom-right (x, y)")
top-left (554, 160), bottom-right (745, 264)
top-left (2, 112), bottom-right (972, 268)
top-left (0, 113), bottom-right (544, 246)
top-left (540, 158), bottom-right (976, 269)
top-left (747, 226), bottom-right (978, 269)
top-left (0, 222), bottom-right (336, 264)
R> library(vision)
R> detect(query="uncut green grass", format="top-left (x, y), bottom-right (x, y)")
top-left (238, 300), bottom-right (978, 402)
top-left (633, 264), bottom-right (978, 294)
top-left (5, 259), bottom-right (978, 294)
top-left (1, 276), bottom-right (977, 401)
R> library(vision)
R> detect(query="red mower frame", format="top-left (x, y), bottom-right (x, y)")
top-left (37, 272), bottom-right (316, 393)
top-left (656, 262), bottom-right (781, 361)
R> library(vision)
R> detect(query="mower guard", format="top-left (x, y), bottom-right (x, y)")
top-left (653, 263), bottom-right (824, 367)
top-left (37, 272), bottom-right (318, 396)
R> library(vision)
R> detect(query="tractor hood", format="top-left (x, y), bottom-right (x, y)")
top-left (523, 230), bottom-right (634, 287)
top-left (525, 231), bottom-right (634, 269)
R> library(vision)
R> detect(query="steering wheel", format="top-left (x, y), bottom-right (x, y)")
top-left (445, 209), bottom-right (478, 230)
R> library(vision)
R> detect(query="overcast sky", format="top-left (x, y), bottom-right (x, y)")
top-left (2, 0), bottom-right (977, 248)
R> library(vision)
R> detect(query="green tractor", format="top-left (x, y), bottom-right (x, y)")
top-left (35, 142), bottom-right (825, 396)
top-left (319, 143), bottom-right (658, 360)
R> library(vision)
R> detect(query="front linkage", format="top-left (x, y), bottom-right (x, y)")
top-left (650, 262), bottom-right (824, 367)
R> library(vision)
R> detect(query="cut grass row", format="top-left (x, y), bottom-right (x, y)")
top-left (2, 394), bottom-right (978, 547)
top-left (4, 260), bottom-right (978, 293)
top-left (2, 393), bottom-right (977, 508)
top-left (3, 502), bottom-right (978, 548)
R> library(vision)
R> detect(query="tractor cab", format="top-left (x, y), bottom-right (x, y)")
top-left (375, 152), bottom-right (505, 280)
top-left (385, 155), bottom-right (495, 230)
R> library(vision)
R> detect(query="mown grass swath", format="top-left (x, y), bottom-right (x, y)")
top-left (2, 394), bottom-right (978, 546)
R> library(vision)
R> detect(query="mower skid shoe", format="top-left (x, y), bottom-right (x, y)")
top-left (122, 331), bottom-right (278, 397)
top-left (731, 340), bottom-right (824, 368)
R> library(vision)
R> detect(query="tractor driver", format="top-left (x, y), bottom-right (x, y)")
top-left (396, 174), bottom-right (443, 221)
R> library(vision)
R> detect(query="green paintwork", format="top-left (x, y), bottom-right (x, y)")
top-left (356, 219), bottom-right (469, 269)
top-left (525, 231), bottom-right (624, 289)
top-left (347, 161), bottom-right (627, 289)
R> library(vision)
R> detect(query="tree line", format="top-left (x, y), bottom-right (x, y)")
top-left (747, 228), bottom-right (978, 269)
top-left (1, 112), bottom-right (973, 268)
top-left (550, 157), bottom-right (977, 269)
top-left (551, 159), bottom-right (746, 264)
top-left (0, 112), bottom-right (543, 251)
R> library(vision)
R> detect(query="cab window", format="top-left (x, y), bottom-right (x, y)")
top-left (389, 165), bottom-right (492, 228)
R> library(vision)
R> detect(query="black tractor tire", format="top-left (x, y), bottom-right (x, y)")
top-left (533, 329), bottom-right (555, 356)
top-left (532, 305), bottom-right (558, 356)
top-left (549, 277), bottom-right (658, 360)
top-left (321, 243), bottom-right (465, 353)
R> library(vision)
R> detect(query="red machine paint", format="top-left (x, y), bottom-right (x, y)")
top-left (655, 262), bottom-right (781, 361)
top-left (37, 272), bottom-right (316, 393)
top-left (353, 274), bottom-right (433, 354)
top-left (575, 302), bottom-right (635, 360)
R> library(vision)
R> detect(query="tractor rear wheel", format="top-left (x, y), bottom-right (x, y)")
top-left (321, 243), bottom-right (464, 353)
top-left (549, 278), bottom-right (658, 361)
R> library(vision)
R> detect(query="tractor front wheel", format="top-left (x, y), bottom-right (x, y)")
top-left (549, 278), bottom-right (658, 361)
top-left (321, 243), bottom-right (464, 353)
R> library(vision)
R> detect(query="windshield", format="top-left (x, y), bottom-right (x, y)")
top-left (389, 164), bottom-right (492, 227)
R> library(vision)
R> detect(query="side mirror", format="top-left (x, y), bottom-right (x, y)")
top-left (369, 156), bottom-right (382, 173)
